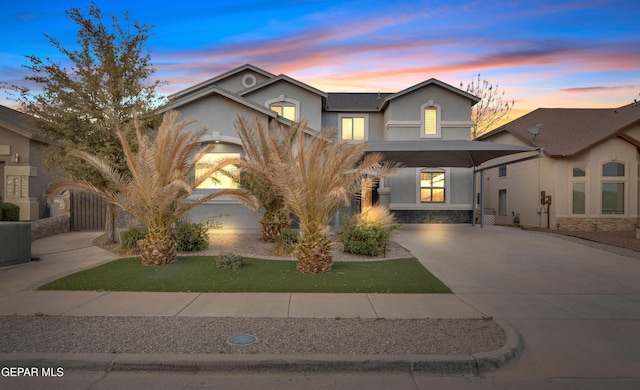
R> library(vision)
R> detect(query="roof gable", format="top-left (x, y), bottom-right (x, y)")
top-left (239, 74), bottom-right (327, 98)
top-left (380, 78), bottom-right (480, 109)
top-left (479, 103), bottom-right (640, 157)
top-left (159, 84), bottom-right (278, 119)
top-left (169, 64), bottom-right (275, 101)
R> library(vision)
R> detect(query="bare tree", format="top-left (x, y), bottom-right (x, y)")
top-left (461, 74), bottom-right (515, 139)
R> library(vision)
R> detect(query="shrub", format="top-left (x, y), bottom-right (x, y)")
top-left (339, 206), bottom-right (400, 256)
top-left (216, 253), bottom-right (245, 270)
top-left (273, 228), bottom-right (299, 256)
top-left (120, 225), bottom-right (147, 250)
top-left (174, 220), bottom-right (209, 252)
top-left (0, 202), bottom-right (20, 221)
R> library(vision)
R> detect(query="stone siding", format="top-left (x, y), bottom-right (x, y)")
top-left (392, 210), bottom-right (472, 224)
top-left (557, 217), bottom-right (639, 232)
top-left (30, 215), bottom-right (70, 241)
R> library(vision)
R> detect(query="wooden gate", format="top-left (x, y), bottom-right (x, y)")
top-left (70, 192), bottom-right (106, 231)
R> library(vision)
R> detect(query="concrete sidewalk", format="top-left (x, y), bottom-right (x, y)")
top-left (0, 231), bottom-right (521, 375)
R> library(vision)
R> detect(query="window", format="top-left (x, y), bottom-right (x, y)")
top-left (269, 103), bottom-right (296, 121)
top-left (195, 152), bottom-right (240, 189)
top-left (242, 74), bottom-right (257, 88)
top-left (603, 162), bottom-right (624, 177)
top-left (341, 116), bottom-right (366, 141)
top-left (420, 171), bottom-right (445, 203)
top-left (602, 183), bottom-right (624, 214)
top-left (424, 108), bottom-right (437, 135)
top-left (572, 183), bottom-right (586, 214)
top-left (420, 101), bottom-right (441, 138)
top-left (571, 165), bottom-right (587, 215)
top-left (601, 162), bottom-right (625, 214)
top-left (573, 166), bottom-right (586, 177)
top-left (498, 165), bottom-right (507, 177)
top-left (498, 189), bottom-right (507, 215)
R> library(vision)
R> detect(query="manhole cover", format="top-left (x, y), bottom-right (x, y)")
top-left (227, 334), bottom-right (258, 346)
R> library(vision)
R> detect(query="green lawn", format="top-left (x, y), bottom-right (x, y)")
top-left (38, 256), bottom-right (451, 294)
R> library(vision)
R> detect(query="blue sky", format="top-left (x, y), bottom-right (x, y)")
top-left (2, 0), bottom-right (639, 120)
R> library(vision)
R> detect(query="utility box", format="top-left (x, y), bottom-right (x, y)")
top-left (0, 222), bottom-right (32, 267)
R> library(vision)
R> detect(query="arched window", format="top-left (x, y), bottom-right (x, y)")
top-left (266, 95), bottom-right (299, 121)
top-left (420, 101), bottom-right (441, 138)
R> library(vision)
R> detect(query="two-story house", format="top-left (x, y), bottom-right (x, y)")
top-left (160, 64), bottom-right (521, 229)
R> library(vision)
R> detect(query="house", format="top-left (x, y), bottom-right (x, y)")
top-left (0, 105), bottom-right (53, 221)
top-left (160, 64), bottom-right (483, 229)
top-left (477, 102), bottom-right (640, 231)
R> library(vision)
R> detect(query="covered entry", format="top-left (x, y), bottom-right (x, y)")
top-left (365, 140), bottom-right (540, 226)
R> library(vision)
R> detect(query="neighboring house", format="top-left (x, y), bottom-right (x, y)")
top-left (160, 64), bottom-right (481, 229)
top-left (477, 103), bottom-right (640, 231)
top-left (0, 104), bottom-right (53, 221)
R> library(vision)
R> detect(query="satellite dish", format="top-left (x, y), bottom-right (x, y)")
top-left (527, 124), bottom-right (543, 135)
top-left (527, 124), bottom-right (543, 142)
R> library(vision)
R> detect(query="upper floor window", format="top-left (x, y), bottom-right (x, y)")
top-left (421, 101), bottom-right (441, 138)
top-left (420, 171), bottom-right (445, 203)
top-left (269, 103), bottom-right (296, 121)
top-left (424, 108), bottom-right (437, 135)
top-left (341, 116), bottom-right (366, 141)
top-left (266, 95), bottom-right (299, 121)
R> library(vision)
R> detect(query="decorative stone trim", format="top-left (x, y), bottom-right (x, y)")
top-left (556, 217), bottom-right (639, 232)
top-left (391, 210), bottom-right (472, 224)
top-left (30, 215), bottom-right (70, 241)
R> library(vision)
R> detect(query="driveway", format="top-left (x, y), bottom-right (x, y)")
top-left (394, 224), bottom-right (640, 381)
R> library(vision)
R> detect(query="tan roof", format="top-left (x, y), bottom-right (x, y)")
top-left (479, 103), bottom-right (640, 157)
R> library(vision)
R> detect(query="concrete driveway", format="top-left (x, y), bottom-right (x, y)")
top-left (394, 224), bottom-right (640, 382)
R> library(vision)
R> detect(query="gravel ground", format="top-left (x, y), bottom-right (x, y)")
top-left (0, 316), bottom-right (504, 355)
top-left (111, 231), bottom-right (414, 262)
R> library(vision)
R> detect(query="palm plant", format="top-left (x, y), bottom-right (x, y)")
top-left (264, 122), bottom-right (401, 274)
top-left (50, 110), bottom-right (256, 265)
top-left (235, 116), bottom-right (299, 241)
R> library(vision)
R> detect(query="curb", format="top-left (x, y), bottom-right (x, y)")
top-left (0, 321), bottom-right (522, 376)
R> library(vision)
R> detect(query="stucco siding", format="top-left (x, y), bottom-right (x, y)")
top-left (243, 80), bottom-right (323, 130)
top-left (390, 168), bottom-right (416, 204)
top-left (174, 94), bottom-right (270, 142)
top-left (215, 70), bottom-right (271, 93)
top-left (450, 168), bottom-right (473, 204)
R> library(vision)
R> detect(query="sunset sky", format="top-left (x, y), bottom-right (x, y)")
top-left (1, 0), bottom-right (639, 121)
